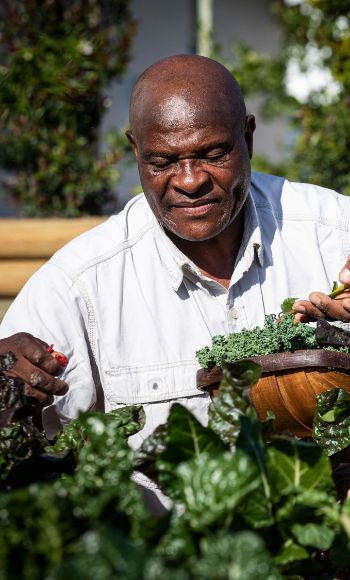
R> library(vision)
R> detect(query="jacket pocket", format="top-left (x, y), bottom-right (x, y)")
top-left (104, 359), bottom-right (201, 406)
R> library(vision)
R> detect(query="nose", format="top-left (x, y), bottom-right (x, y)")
top-left (172, 159), bottom-right (210, 195)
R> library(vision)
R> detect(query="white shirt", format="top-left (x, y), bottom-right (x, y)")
top-left (1, 172), bottom-right (350, 445)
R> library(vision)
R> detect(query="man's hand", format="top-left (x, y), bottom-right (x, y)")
top-left (292, 256), bottom-right (350, 323)
top-left (0, 333), bottom-right (69, 406)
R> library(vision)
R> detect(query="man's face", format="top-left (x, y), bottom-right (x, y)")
top-left (128, 96), bottom-right (254, 243)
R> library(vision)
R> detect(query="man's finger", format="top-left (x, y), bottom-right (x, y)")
top-left (24, 388), bottom-right (54, 407)
top-left (9, 356), bottom-right (69, 397)
top-left (292, 292), bottom-right (350, 322)
top-left (7, 333), bottom-right (65, 375)
top-left (292, 298), bottom-right (325, 320)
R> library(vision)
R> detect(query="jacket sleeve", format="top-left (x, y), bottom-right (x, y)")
top-left (0, 260), bottom-right (100, 439)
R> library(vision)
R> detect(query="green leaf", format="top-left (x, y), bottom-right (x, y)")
top-left (275, 489), bottom-right (340, 555)
top-left (144, 518), bottom-right (196, 578)
top-left (313, 388), bottom-right (350, 455)
top-left (54, 525), bottom-right (145, 580)
top-left (280, 297), bottom-right (298, 314)
top-left (330, 501), bottom-right (350, 568)
top-left (208, 360), bottom-right (262, 446)
top-left (138, 404), bottom-right (227, 497)
top-left (133, 423), bottom-right (167, 479)
top-left (158, 403), bottom-right (227, 462)
top-left (267, 437), bottom-right (333, 497)
top-left (192, 531), bottom-right (281, 580)
top-left (50, 406), bottom-right (145, 453)
top-left (237, 485), bottom-right (274, 529)
top-left (0, 484), bottom-right (63, 579)
top-left (235, 415), bottom-right (274, 528)
top-left (174, 450), bottom-right (260, 531)
top-left (273, 541), bottom-right (309, 566)
top-left (291, 522), bottom-right (334, 550)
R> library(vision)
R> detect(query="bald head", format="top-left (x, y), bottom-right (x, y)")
top-left (129, 55), bottom-right (246, 138)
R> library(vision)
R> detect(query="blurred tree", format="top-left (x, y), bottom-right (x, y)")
top-left (0, 0), bottom-right (136, 216)
top-left (226, 0), bottom-right (350, 195)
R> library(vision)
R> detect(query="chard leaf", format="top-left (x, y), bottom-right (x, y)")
top-left (208, 360), bottom-right (262, 446)
top-left (57, 411), bottom-right (148, 530)
top-left (291, 522), bottom-right (334, 550)
top-left (235, 415), bottom-right (274, 528)
top-left (236, 415), bottom-right (266, 469)
top-left (237, 486), bottom-right (274, 529)
top-left (276, 489), bottom-right (338, 521)
top-left (133, 423), bottom-right (167, 479)
top-left (54, 525), bottom-right (146, 580)
top-left (174, 450), bottom-right (260, 531)
top-left (267, 438), bottom-right (333, 498)
top-left (136, 404), bottom-right (227, 496)
top-left (329, 501), bottom-right (350, 569)
top-left (273, 541), bottom-right (309, 565)
top-left (0, 484), bottom-right (63, 577)
top-left (50, 405), bottom-right (145, 453)
top-left (275, 489), bottom-right (340, 555)
top-left (157, 403), bottom-right (227, 462)
top-left (313, 388), bottom-right (350, 455)
top-left (191, 531), bottom-right (281, 580)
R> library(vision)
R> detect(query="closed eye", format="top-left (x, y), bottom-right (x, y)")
top-left (150, 160), bottom-right (174, 170)
top-left (204, 151), bottom-right (230, 164)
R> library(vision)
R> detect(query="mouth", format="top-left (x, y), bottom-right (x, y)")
top-left (172, 200), bottom-right (218, 216)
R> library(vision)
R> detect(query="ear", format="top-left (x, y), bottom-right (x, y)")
top-left (244, 114), bottom-right (255, 159)
top-left (125, 130), bottom-right (139, 158)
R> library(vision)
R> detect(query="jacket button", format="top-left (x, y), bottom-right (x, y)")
top-left (231, 307), bottom-right (239, 319)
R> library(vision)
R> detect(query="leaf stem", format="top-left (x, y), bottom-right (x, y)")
top-left (329, 284), bottom-right (350, 299)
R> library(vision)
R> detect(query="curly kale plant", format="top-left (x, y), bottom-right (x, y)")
top-left (196, 314), bottom-right (322, 369)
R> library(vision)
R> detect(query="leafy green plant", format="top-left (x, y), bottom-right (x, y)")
top-left (0, 0), bottom-right (136, 216)
top-left (196, 313), bottom-right (348, 369)
top-left (313, 387), bottom-right (350, 455)
top-left (226, 0), bottom-right (350, 195)
top-left (1, 356), bottom-right (350, 578)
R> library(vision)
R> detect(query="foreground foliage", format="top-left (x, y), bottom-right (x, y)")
top-left (1, 355), bottom-right (350, 578)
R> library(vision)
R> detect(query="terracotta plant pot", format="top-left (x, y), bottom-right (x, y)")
top-left (197, 349), bottom-right (350, 437)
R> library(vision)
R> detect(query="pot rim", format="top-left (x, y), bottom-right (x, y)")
top-left (196, 348), bottom-right (350, 388)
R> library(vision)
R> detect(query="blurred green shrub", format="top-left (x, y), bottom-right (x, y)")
top-left (0, 0), bottom-right (136, 216)
top-left (226, 0), bottom-right (350, 195)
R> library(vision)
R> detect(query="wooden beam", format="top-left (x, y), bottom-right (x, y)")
top-left (0, 217), bottom-right (106, 258)
top-left (0, 259), bottom-right (47, 296)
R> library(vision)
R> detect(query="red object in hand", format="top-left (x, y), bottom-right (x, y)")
top-left (47, 344), bottom-right (68, 366)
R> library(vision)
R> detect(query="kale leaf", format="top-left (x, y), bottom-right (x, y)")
top-left (196, 314), bottom-right (319, 369)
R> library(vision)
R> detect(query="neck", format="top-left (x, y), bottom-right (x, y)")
top-left (166, 213), bottom-right (244, 289)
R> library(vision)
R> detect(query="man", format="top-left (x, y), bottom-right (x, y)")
top-left (1, 54), bottom-right (350, 446)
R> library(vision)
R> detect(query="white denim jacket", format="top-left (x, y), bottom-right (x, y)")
top-left (1, 172), bottom-right (350, 445)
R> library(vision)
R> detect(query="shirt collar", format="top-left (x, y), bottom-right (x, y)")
top-left (152, 189), bottom-right (264, 292)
